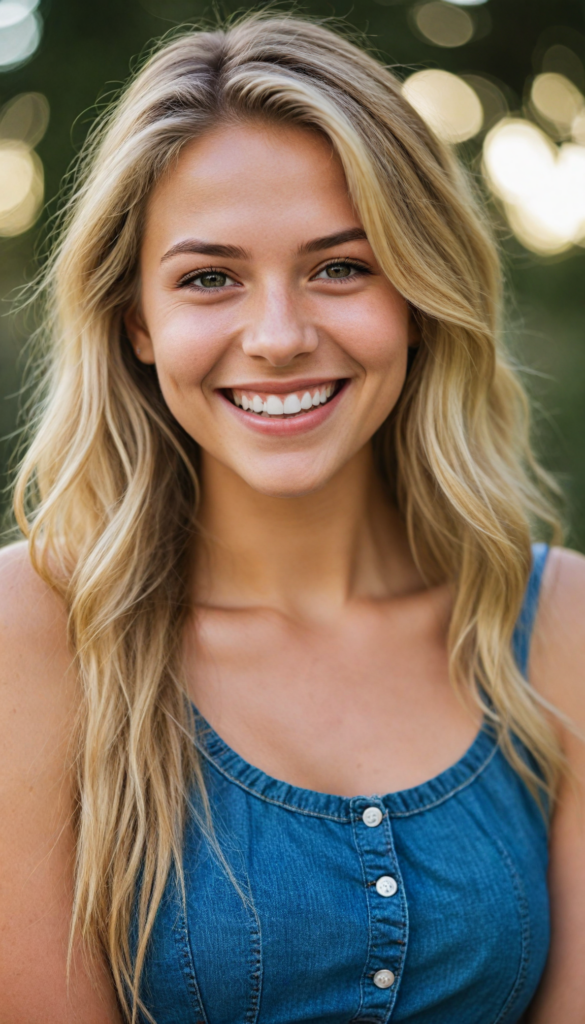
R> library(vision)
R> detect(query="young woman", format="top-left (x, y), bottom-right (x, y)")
top-left (1, 14), bottom-right (585, 1024)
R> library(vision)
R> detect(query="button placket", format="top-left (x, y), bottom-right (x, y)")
top-left (350, 798), bottom-right (408, 1021)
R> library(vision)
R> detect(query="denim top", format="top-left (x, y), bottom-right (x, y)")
top-left (138, 544), bottom-right (550, 1024)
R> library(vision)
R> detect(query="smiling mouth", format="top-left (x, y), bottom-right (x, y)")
top-left (225, 380), bottom-right (345, 417)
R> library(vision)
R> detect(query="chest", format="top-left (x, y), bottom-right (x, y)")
top-left (138, 743), bottom-right (550, 1024)
top-left (185, 593), bottom-right (480, 795)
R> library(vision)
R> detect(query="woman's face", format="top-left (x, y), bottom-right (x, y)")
top-left (128, 122), bottom-right (415, 497)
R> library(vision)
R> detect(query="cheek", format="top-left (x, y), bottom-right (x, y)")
top-left (337, 295), bottom-right (411, 436)
top-left (148, 304), bottom-right (226, 400)
top-left (360, 338), bottom-right (409, 431)
top-left (336, 293), bottom-right (411, 379)
top-left (352, 330), bottom-right (409, 377)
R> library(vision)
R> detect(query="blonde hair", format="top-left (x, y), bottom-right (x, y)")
top-left (14, 12), bottom-right (562, 1021)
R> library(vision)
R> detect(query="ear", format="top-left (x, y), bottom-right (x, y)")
top-left (124, 304), bottom-right (156, 364)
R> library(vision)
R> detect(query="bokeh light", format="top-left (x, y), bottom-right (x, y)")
top-left (572, 108), bottom-right (585, 145)
top-left (462, 74), bottom-right (508, 132)
top-left (0, 0), bottom-right (41, 70)
top-left (483, 120), bottom-right (555, 204)
top-left (403, 69), bottom-right (483, 143)
top-left (530, 72), bottom-right (584, 137)
top-left (414, 2), bottom-right (474, 47)
top-left (541, 43), bottom-right (585, 90)
top-left (0, 91), bottom-right (48, 235)
top-left (0, 90), bottom-right (49, 146)
top-left (0, 141), bottom-right (43, 235)
top-left (483, 119), bottom-right (585, 254)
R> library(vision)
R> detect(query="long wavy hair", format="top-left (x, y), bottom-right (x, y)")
top-left (14, 12), bottom-right (562, 1021)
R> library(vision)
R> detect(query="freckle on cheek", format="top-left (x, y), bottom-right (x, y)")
top-left (158, 344), bottom-right (210, 387)
top-left (355, 337), bottom-right (408, 370)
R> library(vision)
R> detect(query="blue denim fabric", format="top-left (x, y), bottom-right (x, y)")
top-left (138, 544), bottom-right (550, 1024)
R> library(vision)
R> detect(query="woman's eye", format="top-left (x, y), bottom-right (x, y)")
top-left (181, 270), bottom-right (236, 290)
top-left (314, 261), bottom-right (365, 281)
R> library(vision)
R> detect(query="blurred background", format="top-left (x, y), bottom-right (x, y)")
top-left (0, 0), bottom-right (584, 544)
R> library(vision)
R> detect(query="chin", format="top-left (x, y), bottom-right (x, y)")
top-left (239, 460), bottom-right (337, 499)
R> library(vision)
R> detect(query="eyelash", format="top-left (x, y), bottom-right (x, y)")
top-left (178, 267), bottom-right (236, 289)
top-left (316, 258), bottom-right (372, 282)
top-left (177, 258), bottom-right (372, 290)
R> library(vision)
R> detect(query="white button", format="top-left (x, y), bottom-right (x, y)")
top-left (375, 875), bottom-right (398, 898)
top-left (362, 806), bottom-right (383, 827)
top-left (373, 969), bottom-right (395, 989)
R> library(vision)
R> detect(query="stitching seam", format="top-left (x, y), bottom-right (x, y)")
top-left (491, 839), bottom-right (531, 1024)
top-left (196, 740), bottom-right (498, 820)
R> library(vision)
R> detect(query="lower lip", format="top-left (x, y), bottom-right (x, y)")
top-left (218, 382), bottom-right (348, 436)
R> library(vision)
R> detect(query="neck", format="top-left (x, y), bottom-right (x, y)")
top-left (194, 445), bottom-right (422, 620)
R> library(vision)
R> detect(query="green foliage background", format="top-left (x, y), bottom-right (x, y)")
top-left (1, 0), bottom-right (584, 545)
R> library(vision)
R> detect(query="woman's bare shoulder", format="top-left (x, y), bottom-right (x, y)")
top-left (0, 540), bottom-right (74, 751)
top-left (527, 559), bottom-right (585, 1021)
top-left (0, 538), bottom-right (69, 644)
top-left (0, 543), bottom-right (120, 1022)
top-left (530, 545), bottom-right (585, 723)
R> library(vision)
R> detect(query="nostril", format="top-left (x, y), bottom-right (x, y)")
top-left (241, 324), bottom-right (319, 363)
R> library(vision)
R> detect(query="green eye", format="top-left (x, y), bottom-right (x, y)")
top-left (197, 271), bottom-right (228, 288)
top-left (314, 261), bottom-right (368, 282)
top-left (325, 263), bottom-right (353, 278)
top-left (180, 268), bottom-right (238, 290)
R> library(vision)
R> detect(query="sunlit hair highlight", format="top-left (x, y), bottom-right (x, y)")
top-left (14, 13), bottom-right (562, 1021)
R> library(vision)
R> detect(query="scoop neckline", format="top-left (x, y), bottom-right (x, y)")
top-left (193, 706), bottom-right (499, 821)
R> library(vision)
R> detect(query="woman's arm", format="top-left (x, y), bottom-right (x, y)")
top-left (0, 543), bottom-right (122, 1024)
top-left (527, 546), bottom-right (585, 1022)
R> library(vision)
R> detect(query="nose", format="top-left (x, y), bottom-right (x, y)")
top-left (241, 283), bottom-right (318, 366)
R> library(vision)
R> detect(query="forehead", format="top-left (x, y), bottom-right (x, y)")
top-left (142, 122), bottom-right (360, 256)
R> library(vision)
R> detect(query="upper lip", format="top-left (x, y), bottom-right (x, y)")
top-left (220, 377), bottom-right (345, 394)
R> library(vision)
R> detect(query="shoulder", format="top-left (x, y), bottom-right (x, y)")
top-left (540, 544), bottom-right (585, 606)
top-left (0, 539), bottom-right (75, 779)
top-left (0, 538), bottom-right (69, 638)
top-left (526, 548), bottom-right (585, 1018)
top-left (0, 539), bottom-right (71, 678)
top-left (0, 546), bottom-right (121, 1020)
top-left (530, 545), bottom-right (585, 738)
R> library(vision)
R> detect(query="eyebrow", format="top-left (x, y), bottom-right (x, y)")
top-left (298, 227), bottom-right (368, 254)
top-left (160, 227), bottom-right (368, 264)
top-left (161, 240), bottom-right (248, 262)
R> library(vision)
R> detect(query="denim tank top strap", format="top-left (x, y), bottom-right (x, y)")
top-left (512, 542), bottom-right (550, 678)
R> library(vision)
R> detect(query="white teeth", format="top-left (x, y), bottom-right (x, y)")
top-left (233, 383), bottom-right (339, 416)
top-left (265, 395), bottom-right (284, 415)
top-left (283, 393), bottom-right (302, 414)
